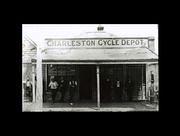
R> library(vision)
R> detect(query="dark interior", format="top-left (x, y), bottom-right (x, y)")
top-left (79, 65), bottom-right (96, 100)
top-left (43, 64), bottom-right (146, 103)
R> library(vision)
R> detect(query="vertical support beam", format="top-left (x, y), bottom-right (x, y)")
top-left (77, 66), bottom-right (80, 101)
top-left (141, 65), bottom-right (143, 100)
top-left (36, 45), bottom-right (43, 109)
top-left (123, 64), bottom-right (126, 100)
top-left (96, 65), bottom-right (100, 109)
top-left (32, 64), bottom-right (36, 102)
top-left (45, 64), bottom-right (47, 91)
top-left (142, 64), bottom-right (145, 100)
top-left (22, 64), bottom-right (24, 104)
top-left (146, 64), bottom-right (149, 101)
top-left (157, 63), bottom-right (159, 93)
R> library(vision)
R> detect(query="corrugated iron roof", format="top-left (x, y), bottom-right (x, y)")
top-left (75, 31), bottom-right (117, 38)
top-left (32, 47), bottom-right (158, 62)
top-left (74, 25), bottom-right (117, 38)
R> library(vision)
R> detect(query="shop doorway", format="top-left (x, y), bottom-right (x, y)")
top-left (126, 64), bottom-right (146, 101)
top-left (79, 65), bottom-right (96, 100)
top-left (100, 64), bottom-right (146, 102)
top-left (100, 65), bottom-right (124, 102)
top-left (43, 64), bottom-right (146, 103)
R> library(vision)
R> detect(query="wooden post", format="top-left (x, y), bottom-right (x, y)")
top-left (123, 64), bottom-right (126, 101)
top-left (22, 71), bottom-right (24, 104)
top-left (32, 64), bottom-right (36, 102)
top-left (146, 64), bottom-right (149, 101)
top-left (141, 64), bottom-right (143, 100)
top-left (36, 45), bottom-right (43, 109)
top-left (96, 65), bottom-right (100, 109)
top-left (45, 64), bottom-right (47, 92)
top-left (142, 64), bottom-right (145, 100)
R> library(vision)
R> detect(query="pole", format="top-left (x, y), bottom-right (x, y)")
top-left (32, 65), bottom-right (36, 102)
top-left (36, 44), bottom-right (43, 110)
top-left (96, 65), bottom-right (100, 109)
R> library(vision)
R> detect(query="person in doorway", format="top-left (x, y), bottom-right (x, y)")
top-left (150, 71), bottom-right (155, 103)
top-left (26, 77), bottom-right (32, 102)
top-left (34, 75), bottom-right (37, 100)
top-left (126, 79), bottom-right (133, 101)
top-left (48, 76), bottom-right (59, 104)
top-left (59, 76), bottom-right (67, 102)
top-left (69, 76), bottom-right (78, 106)
top-left (115, 79), bottom-right (122, 102)
top-left (105, 77), bottom-right (111, 102)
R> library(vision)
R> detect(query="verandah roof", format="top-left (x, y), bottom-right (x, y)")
top-left (32, 47), bottom-right (158, 62)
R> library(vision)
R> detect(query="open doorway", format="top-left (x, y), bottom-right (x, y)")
top-left (100, 65), bottom-right (124, 102)
top-left (100, 64), bottom-right (145, 102)
top-left (78, 65), bottom-right (96, 101)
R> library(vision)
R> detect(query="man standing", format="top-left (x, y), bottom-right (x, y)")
top-left (26, 77), bottom-right (32, 102)
top-left (49, 76), bottom-right (58, 104)
top-left (150, 71), bottom-right (155, 103)
top-left (105, 77), bottom-right (111, 102)
top-left (126, 79), bottom-right (133, 101)
top-left (59, 76), bottom-right (67, 102)
top-left (69, 76), bottom-right (78, 106)
top-left (114, 79), bottom-right (122, 102)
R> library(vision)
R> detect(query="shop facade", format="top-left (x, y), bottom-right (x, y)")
top-left (22, 26), bottom-right (158, 110)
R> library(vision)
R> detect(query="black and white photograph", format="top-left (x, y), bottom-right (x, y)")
top-left (22, 24), bottom-right (159, 112)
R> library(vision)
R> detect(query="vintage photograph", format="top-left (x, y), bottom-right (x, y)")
top-left (22, 24), bottom-right (159, 112)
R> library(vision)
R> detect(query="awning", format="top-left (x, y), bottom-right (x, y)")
top-left (32, 47), bottom-right (158, 63)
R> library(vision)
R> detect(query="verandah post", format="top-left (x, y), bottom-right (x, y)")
top-left (96, 65), bottom-right (100, 109)
top-left (32, 64), bottom-right (36, 102)
top-left (36, 44), bottom-right (43, 110)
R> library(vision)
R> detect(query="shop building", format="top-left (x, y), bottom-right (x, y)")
top-left (22, 25), bottom-right (158, 110)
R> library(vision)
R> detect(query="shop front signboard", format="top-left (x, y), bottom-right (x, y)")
top-left (45, 38), bottom-right (148, 48)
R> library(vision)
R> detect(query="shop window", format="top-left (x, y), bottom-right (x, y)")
top-left (44, 65), bottom-right (78, 102)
